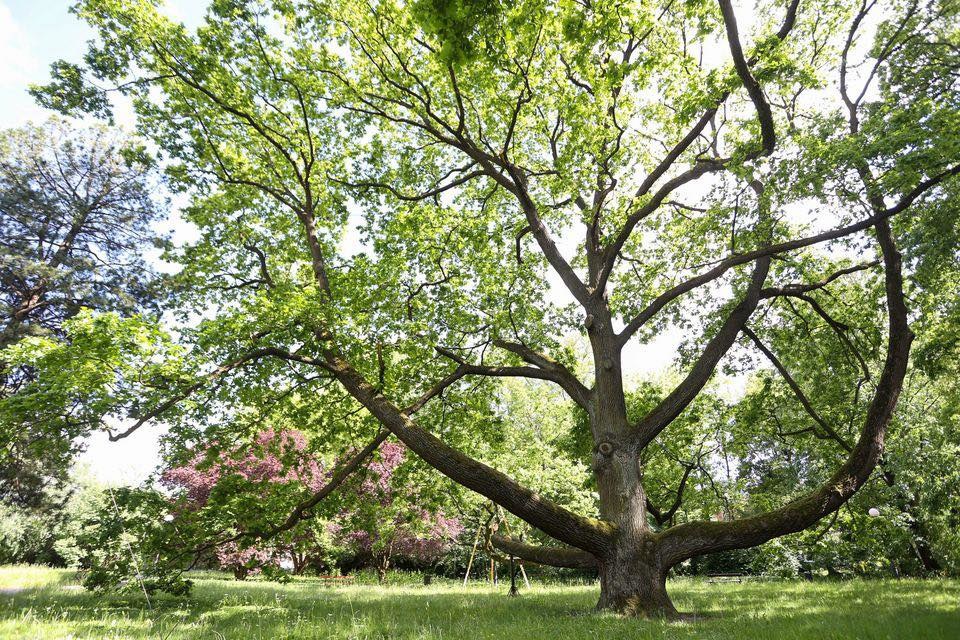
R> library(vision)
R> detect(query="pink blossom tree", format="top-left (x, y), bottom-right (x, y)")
top-left (331, 442), bottom-right (463, 581)
top-left (161, 430), bottom-right (462, 580)
top-left (161, 428), bottom-right (329, 578)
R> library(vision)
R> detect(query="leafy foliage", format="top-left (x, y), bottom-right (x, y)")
top-left (0, 119), bottom-right (166, 506)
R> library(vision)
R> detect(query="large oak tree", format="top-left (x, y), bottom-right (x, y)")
top-left (31, 0), bottom-right (960, 616)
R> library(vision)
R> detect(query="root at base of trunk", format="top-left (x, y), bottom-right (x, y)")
top-left (596, 591), bottom-right (679, 619)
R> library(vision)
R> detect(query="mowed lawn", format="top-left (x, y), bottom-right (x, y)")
top-left (1, 566), bottom-right (958, 639)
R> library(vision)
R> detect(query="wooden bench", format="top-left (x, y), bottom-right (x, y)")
top-left (707, 573), bottom-right (744, 583)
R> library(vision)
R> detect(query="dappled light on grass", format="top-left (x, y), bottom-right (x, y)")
top-left (2, 567), bottom-right (959, 639)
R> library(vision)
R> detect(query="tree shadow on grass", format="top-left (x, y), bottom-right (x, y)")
top-left (670, 579), bottom-right (960, 639)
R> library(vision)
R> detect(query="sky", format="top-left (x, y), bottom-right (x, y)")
top-left (1, 0), bottom-right (759, 486)
top-left (0, 1), bottom-right (209, 127)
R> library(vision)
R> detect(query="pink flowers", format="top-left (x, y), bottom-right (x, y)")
top-left (161, 428), bottom-right (330, 508)
top-left (360, 441), bottom-right (405, 494)
top-left (215, 542), bottom-right (274, 579)
top-left (161, 429), bottom-right (462, 577)
top-left (334, 441), bottom-right (463, 566)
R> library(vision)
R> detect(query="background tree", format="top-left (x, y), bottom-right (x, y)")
top-left (160, 428), bottom-right (329, 579)
top-left (0, 467), bottom-right (107, 568)
top-left (332, 441), bottom-right (463, 581)
top-left (156, 427), bottom-right (461, 584)
top-left (0, 119), bottom-right (167, 505)
top-left (30, 0), bottom-right (960, 617)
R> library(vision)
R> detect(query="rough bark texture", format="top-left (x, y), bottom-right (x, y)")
top-left (490, 535), bottom-right (598, 569)
top-left (597, 537), bottom-right (676, 618)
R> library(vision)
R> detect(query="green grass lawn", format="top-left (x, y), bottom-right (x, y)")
top-left (1, 565), bottom-right (958, 639)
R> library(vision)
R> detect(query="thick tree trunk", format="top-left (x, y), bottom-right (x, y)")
top-left (596, 540), bottom-right (677, 618)
top-left (323, 213), bottom-right (911, 621)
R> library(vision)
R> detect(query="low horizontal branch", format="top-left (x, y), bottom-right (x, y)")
top-left (490, 535), bottom-right (598, 569)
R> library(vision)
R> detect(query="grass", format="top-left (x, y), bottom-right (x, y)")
top-left (1, 565), bottom-right (958, 639)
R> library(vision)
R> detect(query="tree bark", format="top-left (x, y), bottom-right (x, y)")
top-left (597, 540), bottom-right (676, 619)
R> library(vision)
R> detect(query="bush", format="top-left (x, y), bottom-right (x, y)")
top-left (749, 540), bottom-right (801, 578)
top-left (74, 487), bottom-right (192, 596)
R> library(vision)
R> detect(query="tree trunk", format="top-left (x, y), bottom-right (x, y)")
top-left (292, 552), bottom-right (307, 575)
top-left (325, 214), bottom-right (912, 621)
top-left (596, 538), bottom-right (678, 618)
top-left (907, 513), bottom-right (942, 573)
top-left (376, 553), bottom-right (390, 583)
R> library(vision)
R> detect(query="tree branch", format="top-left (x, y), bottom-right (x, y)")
top-left (658, 218), bottom-right (913, 567)
top-left (107, 347), bottom-right (329, 441)
top-left (718, 0), bottom-right (777, 155)
top-left (632, 256), bottom-right (771, 450)
top-left (743, 326), bottom-right (853, 452)
top-left (332, 169), bottom-right (486, 202)
top-left (183, 428), bottom-right (390, 564)
top-left (402, 361), bottom-right (470, 415)
top-left (617, 168), bottom-right (958, 344)
top-left (324, 351), bottom-right (613, 556)
top-left (431, 344), bottom-right (592, 410)
top-left (595, 0), bottom-right (801, 293)
top-left (759, 260), bottom-right (880, 297)
top-left (647, 461), bottom-right (696, 527)
top-left (492, 339), bottom-right (592, 409)
top-left (764, 291), bottom-right (873, 383)
top-left (489, 535), bottom-right (598, 569)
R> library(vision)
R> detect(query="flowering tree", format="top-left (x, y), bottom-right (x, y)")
top-left (162, 431), bottom-right (461, 580)
top-left (161, 428), bottom-right (330, 578)
top-left (332, 442), bottom-right (463, 581)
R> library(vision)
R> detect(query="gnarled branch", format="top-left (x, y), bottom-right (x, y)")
top-left (429, 344), bottom-right (592, 410)
top-left (658, 219), bottom-right (913, 567)
top-left (325, 351), bottom-right (613, 556)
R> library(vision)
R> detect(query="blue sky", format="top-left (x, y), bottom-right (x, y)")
top-left (0, 0), bottom-right (209, 128)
